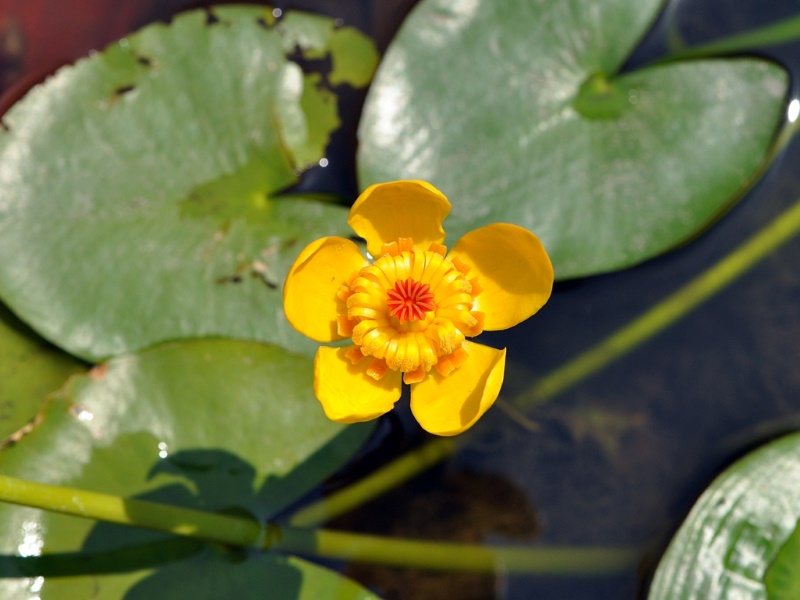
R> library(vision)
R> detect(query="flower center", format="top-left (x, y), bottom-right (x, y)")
top-left (387, 278), bottom-right (435, 323)
top-left (335, 238), bottom-right (485, 384)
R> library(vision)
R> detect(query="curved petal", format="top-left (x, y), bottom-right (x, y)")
top-left (283, 237), bottom-right (368, 342)
top-left (348, 180), bottom-right (451, 258)
top-left (449, 223), bottom-right (553, 330)
top-left (410, 341), bottom-right (505, 436)
top-left (314, 346), bottom-right (402, 423)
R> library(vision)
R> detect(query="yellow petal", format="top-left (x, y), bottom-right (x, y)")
top-left (283, 237), bottom-right (368, 342)
top-left (410, 341), bottom-right (505, 436)
top-left (348, 180), bottom-right (451, 258)
top-left (314, 346), bottom-right (402, 423)
top-left (449, 223), bottom-right (553, 330)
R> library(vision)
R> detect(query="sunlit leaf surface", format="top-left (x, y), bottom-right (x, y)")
top-left (0, 339), bottom-right (374, 598)
top-left (357, 0), bottom-right (787, 278)
top-left (0, 6), bottom-right (378, 361)
top-left (765, 518), bottom-right (800, 600)
top-left (649, 432), bottom-right (800, 599)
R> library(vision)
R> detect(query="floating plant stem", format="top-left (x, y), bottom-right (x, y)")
top-left (289, 437), bottom-right (455, 527)
top-left (0, 474), bottom-right (639, 574)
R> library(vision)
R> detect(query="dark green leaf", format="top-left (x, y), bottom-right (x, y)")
top-left (357, 0), bottom-right (787, 278)
top-left (124, 551), bottom-right (379, 600)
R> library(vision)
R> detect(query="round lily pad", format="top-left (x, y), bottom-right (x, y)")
top-left (0, 6), bottom-right (377, 361)
top-left (0, 338), bottom-right (374, 598)
top-left (357, 0), bottom-right (788, 279)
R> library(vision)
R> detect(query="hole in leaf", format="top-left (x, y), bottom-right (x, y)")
top-left (114, 84), bottom-right (136, 97)
top-left (204, 8), bottom-right (220, 26)
top-left (215, 274), bottom-right (243, 285)
top-left (135, 54), bottom-right (154, 68)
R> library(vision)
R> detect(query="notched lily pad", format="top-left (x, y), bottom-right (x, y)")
top-left (0, 5), bottom-right (377, 361)
top-left (0, 338), bottom-right (374, 599)
top-left (649, 432), bottom-right (800, 599)
top-left (277, 11), bottom-right (379, 86)
top-left (357, 0), bottom-right (788, 279)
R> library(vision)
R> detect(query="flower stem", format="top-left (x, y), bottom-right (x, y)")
top-left (515, 194), bottom-right (800, 410)
top-left (0, 474), bottom-right (638, 574)
top-left (288, 437), bottom-right (455, 527)
top-left (279, 528), bottom-right (639, 574)
top-left (0, 473), bottom-right (269, 547)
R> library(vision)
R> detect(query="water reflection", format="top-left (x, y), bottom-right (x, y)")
top-left (788, 98), bottom-right (799, 123)
top-left (16, 521), bottom-right (43, 558)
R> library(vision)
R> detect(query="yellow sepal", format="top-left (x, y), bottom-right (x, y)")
top-left (283, 237), bottom-right (367, 342)
top-left (449, 223), bottom-right (553, 330)
top-left (314, 346), bottom-right (402, 423)
top-left (348, 180), bottom-right (451, 258)
top-left (410, 341), bottom-right (505, 436)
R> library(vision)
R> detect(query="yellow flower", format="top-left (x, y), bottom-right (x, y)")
top-left (283, 180), bottom-right (554, 436)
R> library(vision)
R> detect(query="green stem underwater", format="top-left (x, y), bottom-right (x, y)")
top-left (660, 13), bottom-right (800, 62)
top-left (0, 474), bottom-right (639, 575)
top-left (288, 437), bottom-right (455, 527)
top-left (515, 194), bottom-right (800, 410)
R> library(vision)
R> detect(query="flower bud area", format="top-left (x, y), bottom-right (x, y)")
top-left (336, 238), bottom-right (485, 385)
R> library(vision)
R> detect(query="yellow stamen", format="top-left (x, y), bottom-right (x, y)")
top-left (336, 315), bottom-right (355, 337)
top-left (451, 256), bottom-right (471, 274)
top-left (345, 346), bottom-right (365, 364)
top-left (428, 242), bottom-right (447, 256)
top-left (340, 237), bottom-right (483, 377)
top-left (403, 368), bottom-right (426, 384)
top-left (366, 358), bottom-right (389, 380)
top-left (380, 240), bottom-right (399, 256)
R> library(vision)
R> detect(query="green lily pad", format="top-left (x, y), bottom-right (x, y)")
top-left (765, 519), bottom-right (800, 599)
top-left (357, 0), bottom-right (787, 279)
top-left (0, 339), bottom-right (374, 598)
top-left (0, 5), bottom-right (377, 361)
top-left (0, 303), bottom-right (85, 441)
top-left (122, 551), bottom-right (380, 600)
top-left (648, 432), bottom-right (800, 599)
top-left (277, 11), bottom-right (379, 86)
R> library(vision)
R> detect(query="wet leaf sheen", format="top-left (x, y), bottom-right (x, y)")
top-left (358, 0), bottom-right (787, 278)
top-left (0, 6), bottom-right (377, 361)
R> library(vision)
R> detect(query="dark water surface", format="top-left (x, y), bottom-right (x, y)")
top-left (3, 0), bottom-right (800, 598)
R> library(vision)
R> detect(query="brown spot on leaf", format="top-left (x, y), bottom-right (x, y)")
top-left (135, 54), bottom-right (154, 68)
top-left (204, 9), bottom-right (220, 26)
top-left (89, 363), bottom-right (108, 380)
